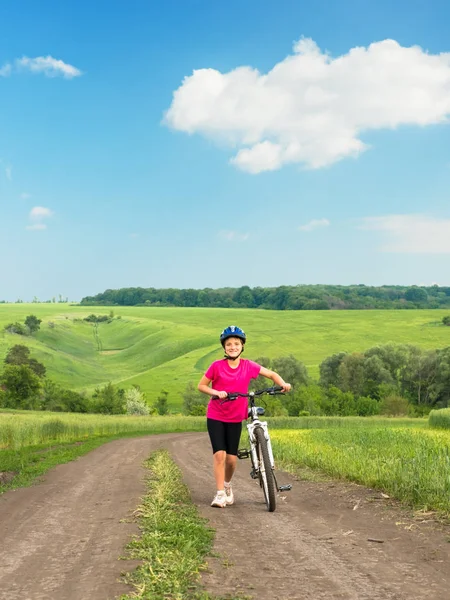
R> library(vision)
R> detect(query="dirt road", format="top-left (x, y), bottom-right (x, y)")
top-left (0, 433), bottom-right (449, 600)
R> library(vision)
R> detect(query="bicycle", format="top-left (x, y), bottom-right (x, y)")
top-left (212, 385), bottom-right (292, 512)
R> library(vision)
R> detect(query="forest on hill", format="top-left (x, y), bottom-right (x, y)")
top-left (80, 284), bottom-right (450, 310)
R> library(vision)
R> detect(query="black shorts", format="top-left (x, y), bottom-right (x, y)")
top-left (207, 418), bottom-right (242, 455)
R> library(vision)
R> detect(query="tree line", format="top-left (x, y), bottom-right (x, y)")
top-left (80, 284), bottom-right (450, 310)
top-left (2, 342), bottom-right (449, 417)
top-left (0, 343), bottom-right (171, 415)
top-left (182, 344), bottom-right (450, 417)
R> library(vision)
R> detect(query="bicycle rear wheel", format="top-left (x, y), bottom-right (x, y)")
top-left (254, 427), bottom-right (276, 512)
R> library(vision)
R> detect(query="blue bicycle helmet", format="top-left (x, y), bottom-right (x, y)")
top-left (220, 325), bottom-right (246, 347)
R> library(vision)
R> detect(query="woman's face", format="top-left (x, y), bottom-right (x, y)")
top-left (224, 337), bottom-right (243, 358)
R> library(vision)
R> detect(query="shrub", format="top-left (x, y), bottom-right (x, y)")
top-left (189, 404), bottom-right (207, 416)
top-left (125, 387), bottom-right (150, 416)
top-left (4, 322), bottom-right (27, 335)
top-left (379, 394), bottom-right (409, 416)
top-left (355, 396), bottom-right (380, 416)
top-left (155, 390), bottom-right (169, 415)
top-left (182, 381), bottom-right (207, 415)
top-left (84, 314), bottom-right (111, 323)
top-left (429, 408), bottom-right (450, 429)
top-left (25, 315), bottom-right (42, 334)
top-left (92, 382), bottom-right (125, 414)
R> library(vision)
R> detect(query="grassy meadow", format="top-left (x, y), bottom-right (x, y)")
top-left (4, 409), bottom-right (450, 515)
top-left (0, 303), bottom-right (449, 408)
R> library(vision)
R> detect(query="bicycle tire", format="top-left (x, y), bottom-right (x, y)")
top-left (254, 427), bottom-right (276, 512)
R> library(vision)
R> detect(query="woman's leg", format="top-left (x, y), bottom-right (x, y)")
top-left (207, 419), bottom-right (227, 490)
top-left (224, 421), bottom-right (242, 482)
top-left (213, 450), bottom-right (226, 490)
top-left (224, 453), bottom-right (237, 482)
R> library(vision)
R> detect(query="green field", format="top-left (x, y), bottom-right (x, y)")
top-left (3, 409), bottom-right (450, 515)
top-left (0, 304), bottom-right (449, 407)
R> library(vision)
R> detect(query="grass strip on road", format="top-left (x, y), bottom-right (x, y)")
top-left (120, 450), bottom-right (240, 600)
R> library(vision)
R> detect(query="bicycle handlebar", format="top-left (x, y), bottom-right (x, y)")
top-left (211, 385), bottom-right (285, 401)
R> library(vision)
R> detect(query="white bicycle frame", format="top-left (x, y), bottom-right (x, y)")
top-left (247, 406), bottom-right (276, 471)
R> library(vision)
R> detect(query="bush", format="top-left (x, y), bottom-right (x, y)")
top-left (84, 314), bottom-right (111, 323)
top-left (155, 390), bottom-right (169, 415)
top-left (443, 315), bottom-right (450, 326)
top-left (379, 394), bottom-right (409, 416)
top-left (0, 364), bottom-right (41, 408)
top-left (189, 404), bottom-right (207, 416)
top-left (182, 381), bottom-right (207, 415)
top-left (25, 315), bottom-right (42, 334)
top-left (263, 397), bottom-right (288, 417)
top-left (355, 396), bottom-right (379, 416)
top-left (4, 322), bottom-right (27, 335)
top-left (429, 408), bottom-right (450, 429)
top-left (92, 382), bottom-right (125, 414)
top-left (125, 387), bottom-right (150, 416)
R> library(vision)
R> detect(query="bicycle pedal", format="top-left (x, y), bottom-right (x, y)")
top-left (237, 449), bottom-right (250, 459)
top-left (250, 469), bottom-right (259, 479)
top-left (278, 484), bottom-right (292, 492)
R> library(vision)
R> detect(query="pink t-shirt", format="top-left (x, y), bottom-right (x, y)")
top-left (205, 358), bottom-right (261, 422)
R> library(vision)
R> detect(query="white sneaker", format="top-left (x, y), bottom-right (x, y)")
top-left (224, 484), bottom-right (234, 505)
top-left (211, 491), bottom-right (227, 508)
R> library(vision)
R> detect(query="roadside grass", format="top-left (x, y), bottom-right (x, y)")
top-left (1, 304), bottom-right (450, 407)
top-left (119, 450), bottom-right (244, 600)
top-left (271, 426), bottom-right (450, 514)
top-left (0, 411), bottom-right (206, 450)
top-left (0, 411), bottom-right (429, 499)
top-left (0, 412), bottom-right (205, 494)
top-left (0, 435), bottom-right (118, 493)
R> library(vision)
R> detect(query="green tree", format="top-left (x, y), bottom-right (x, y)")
top-left (155, 390), bottom-right (169, 415)
top-left (319, 352), bottom-right (347, 387)
top-left (182, 381), bottom-right (207, 415)
top-left (25, 315), bottom-right (42, 334)
top-left (323, 386), bottom-right (357, 416)
top-left (5, 344), bottom-right (31, 365)
top-left (337, 353), bottom-right (366, 397)
top-left (399, 347), bottom-right (440, 406)
top-left (284, 384), bottom-right (324, 416)
top-left (125, 387), bottom-right (150, 415)
top-left (4, 322), bottom-right (27, 335)
top-left (355, 396), bottom-right (379, 416)
top-left (271, 355), bottom-right (309, 388)
top-left (5, 344), bottom-right (46, 377)
top-left (0, 364), bottom-right (41, 409)
top-left (379, 394), bottom-right (409, 416)
top-left (405, 286), bottom-right (428, 304)
top-left (442, 315), bottom-right (450, 326)
top-left (92, 382), bottom-right (125, 414)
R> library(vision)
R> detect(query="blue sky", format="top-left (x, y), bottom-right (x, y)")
top-left (1, 0), bottom-right (450, 301)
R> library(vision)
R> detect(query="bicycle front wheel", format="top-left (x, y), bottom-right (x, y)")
top-left (254, 427), bottom-right (276, 512)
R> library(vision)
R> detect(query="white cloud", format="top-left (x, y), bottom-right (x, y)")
top-left (359, 214), bottom-right (450, 253)
top-left (30, 206), bottom-right (53, 219)
top-left (27, 206), bottom-right (53, 230)
top-left (15, 56), bottom-right (82, 78)
top-left (0, 63), bottom-right (11, 77)
top-left (26, 223), bottom-right (47, 230)
top-left (219, 230), bottom-right (249, 241)
top-left (20, 192), bottom-right (31, 199)
top-left (165, 38), bottom-right (450, 173)
top-left (299, 218), bottom-right (330, 231)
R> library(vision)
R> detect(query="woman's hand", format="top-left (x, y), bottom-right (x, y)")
top-left (214, 390), bottom-right (228, 399)
top-left (281, 382), bottom-right (291, 393)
